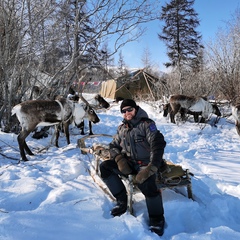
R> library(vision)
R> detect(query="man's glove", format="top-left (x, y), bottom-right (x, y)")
top-left (115, 154), bottom-right (132, 175)
top-left (159, 160), bottom-right (169, 174)
top-left (109, 148), bottom-right (120, 160)
top-left (135, 164), bottom-right (158, 184)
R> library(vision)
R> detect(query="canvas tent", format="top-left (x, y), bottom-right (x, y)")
top-left (100, 69), bottom-right (167, 100)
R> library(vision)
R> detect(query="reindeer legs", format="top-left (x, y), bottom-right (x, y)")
top-left (55, 125), bottom-right (61, 148)
top-left (170, 103), bottom-right (181, 123)
top-left (55, 121), bottom-right (71, 147)
top-left (63, 122), bottom-right (70, 145)
top-left (89, 121), bottom-right (93, 135)
top-left (17, 129), bottom-right (34, 161)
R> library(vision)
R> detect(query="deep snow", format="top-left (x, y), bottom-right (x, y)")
top-left (0, 95), bottom-right (240, 240)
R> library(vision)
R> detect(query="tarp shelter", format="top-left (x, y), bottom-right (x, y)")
top-left (100, 69), bottom-right (162, 100)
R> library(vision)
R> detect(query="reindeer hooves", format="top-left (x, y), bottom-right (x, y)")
top-left (25, 152), bottom-right (34, 156)
top-left (80, 132), bottom-right (93, 135)
top-left (21, 158), bottom-right (29, 162)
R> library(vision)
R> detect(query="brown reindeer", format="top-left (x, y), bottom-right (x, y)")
top-left (12, 96), bottom-right (99, 161)
top-left (167, 95), bottom-right (221, 124)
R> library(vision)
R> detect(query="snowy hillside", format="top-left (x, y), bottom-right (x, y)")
top-left (0, 97), bottom-right (240, 240)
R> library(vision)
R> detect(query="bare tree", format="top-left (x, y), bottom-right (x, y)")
top-left (0, 1), bottom-right (52, 129)
top-left (206, 8), bottom-right (240, 102)
top-left (0, 0), bottom-right (160, 130)
top-left (141, 47), bottom-right (153, 72)
top-left (117, 50), bottom-right (128, 77)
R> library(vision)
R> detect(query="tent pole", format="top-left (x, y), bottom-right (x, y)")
top-left (143, 71), bottom-right (155, 100)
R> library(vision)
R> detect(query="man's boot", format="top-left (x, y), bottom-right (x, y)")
top-left (103, 173), bottom-right (128, 216)
top-left (149, 216), bottom-right (165, 236)
top-left (146, 194), bottom-right (165, 236)
top-left (111, 190), bottom-right (127, 216)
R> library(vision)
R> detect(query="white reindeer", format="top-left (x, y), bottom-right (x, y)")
top-left (168, 94), bottom-right (221, 124)
top-left (67, 89), bottom-right (110, 135)
top-left (12, 96), bottom-right (99, 161)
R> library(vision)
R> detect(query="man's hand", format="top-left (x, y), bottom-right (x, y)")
top-left (135, 164), bottom-right (158, 184)
top-left (115, 155), bottom-right (132, 175)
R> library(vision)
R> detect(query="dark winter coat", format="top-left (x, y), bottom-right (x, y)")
top-left (109, 106), bottom-right (166, 169)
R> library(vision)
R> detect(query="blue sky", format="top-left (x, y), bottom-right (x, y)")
top-left (119, 0), bottom-right (240, 71)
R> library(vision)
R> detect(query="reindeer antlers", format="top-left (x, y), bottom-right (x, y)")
top-left (79, 93), bottom-right (90, 106)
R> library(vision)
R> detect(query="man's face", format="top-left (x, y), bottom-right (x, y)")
top-left (121, 106), bottom-right (136, 121)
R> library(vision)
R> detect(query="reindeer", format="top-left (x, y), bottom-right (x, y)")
top-left (11, 96), bottom-right (99, 161)
top-left (167, 95), bottom-right (221, 124)
top-left (78, 94), bottom-right (109, 135)
top-left (232, 104), bottom-right (240, 136)
top-left (68, 90), bottom-right (110, 135)
top-left (163, 103), bottom-right (202, 123)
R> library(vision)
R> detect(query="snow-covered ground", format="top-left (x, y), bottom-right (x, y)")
top-left (0, 96), bottom-right (240, 240)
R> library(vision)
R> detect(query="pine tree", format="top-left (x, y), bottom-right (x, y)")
top-left (158, 0), bottom-right (203, 69)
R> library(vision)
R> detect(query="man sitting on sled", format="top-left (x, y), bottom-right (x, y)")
top-left (99, 99), bottom-right (167, 236)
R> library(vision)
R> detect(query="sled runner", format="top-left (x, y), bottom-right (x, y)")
top-left (78, 135), bottom-right (194, 215)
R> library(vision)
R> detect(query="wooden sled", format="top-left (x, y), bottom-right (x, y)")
top-left (78, 135), bottom-right (194, 215)
top-left (126, 163), bottom-right (193, 214)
